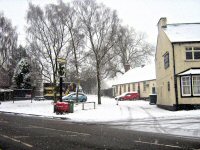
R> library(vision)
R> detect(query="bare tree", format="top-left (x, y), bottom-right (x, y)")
top-left (74, 0), bottom-right (119, 104)
top-left (0, 13), bottom-right (18, 87)
top-left (58, 1), bottom-right (85, 102)
top-left (26, 3), bottom-right (70, 101)
top-left (115, 25), bottom-right (155, 73)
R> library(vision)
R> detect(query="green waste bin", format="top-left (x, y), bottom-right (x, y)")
top-left (68, 100), bottom-right (74, 113)
top-left (149, 94), bottom-right (157, 105)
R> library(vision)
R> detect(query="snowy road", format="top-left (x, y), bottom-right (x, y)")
top-left (109, 115), bottom-right (200, 139)
top-left (0, 113), bottom-right (200, 150)
top-left (105, 105), bottom-right (200, 139)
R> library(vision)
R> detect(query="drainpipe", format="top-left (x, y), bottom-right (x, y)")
top-left (172, 43), bottom-right (179, 110)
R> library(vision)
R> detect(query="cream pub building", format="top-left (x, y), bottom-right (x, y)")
top-left (156, 17), bottom-right (200, 110)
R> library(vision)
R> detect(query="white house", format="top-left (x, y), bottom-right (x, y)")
top-left (112, 64), bottom-right (156, 99)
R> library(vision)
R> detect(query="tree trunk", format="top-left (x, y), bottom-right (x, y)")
top-left (96, 62), bottom-right (101, 104)
top-left (73, 46), bottom-right (79, 104)
top-left (76, 77), bottom-right (79, 103)
top-left (53, 72), bottom-right (57, 103)
top-left (68, 28), bottom-right (79, 103)
top-left (53, 72), bottom-right (57, 113)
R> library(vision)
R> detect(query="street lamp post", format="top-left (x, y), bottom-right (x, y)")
top-left (57, 58), bottom-right (66, 102)
top-left (59, 69), bottom-right (63, 102)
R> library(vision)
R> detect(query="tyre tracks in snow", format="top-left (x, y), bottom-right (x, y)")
top-left (139, 106), bottom-right (168, 134)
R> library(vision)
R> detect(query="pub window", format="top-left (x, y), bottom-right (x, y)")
top-left (164, 52), bottom-right (169, 69)
top-left (186, 47), bottom-right (200, 60)
top-left (192, 75), bottom-right (200, 96)
top-left (186, 47), bottom-right (192, 59)
top-left (181, 76), bottom-right (191, 96)
top-left (194, 47), bottom-right (200, 59)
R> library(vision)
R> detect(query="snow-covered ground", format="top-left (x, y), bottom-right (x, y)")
top-left (1, 95), bottom-right (200, 138)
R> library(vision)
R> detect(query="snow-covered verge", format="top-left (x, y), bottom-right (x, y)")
top-left (0, 95), bottom-right (199, 121)
top-left (1, 95), bottom-right (200, 138)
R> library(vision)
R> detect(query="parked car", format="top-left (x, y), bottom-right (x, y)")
top-left (115, 92), bottom-right (140, 101)
top-left (62, 92), bottom-right (87, 102)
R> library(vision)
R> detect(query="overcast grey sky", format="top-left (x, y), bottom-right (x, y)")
top-left (0, 0), bottom-right (200, 46)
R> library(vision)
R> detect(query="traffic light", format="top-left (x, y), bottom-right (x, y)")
top-left (59, 63), bottom-right (65, 76)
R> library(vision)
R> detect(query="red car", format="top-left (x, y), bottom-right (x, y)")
top-left (115, 92), bottom-right (140, 101)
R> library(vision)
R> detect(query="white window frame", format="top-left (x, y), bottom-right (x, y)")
top-left (194, 47), bottom-right (200, 60)
top-left (181, 76), bottom-right (191, 96)
top-left (186, 47), bottom-right (193, 60)
top-left (186, 47), bottom-right (200, 60)
top-left (192, 75), bottom-right (200, 96)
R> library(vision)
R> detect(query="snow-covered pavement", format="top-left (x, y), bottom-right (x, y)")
top-left (0, 95), bottom-right (200, 138)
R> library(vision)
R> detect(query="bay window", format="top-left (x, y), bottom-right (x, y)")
top-left (181, 75), bottom-right (200, 97)
top-left (192, 76), bottom-right (200, 96)
top-left (181, 76), bottom-right (191, 96)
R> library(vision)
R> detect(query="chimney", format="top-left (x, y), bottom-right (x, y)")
top-left (125, 64), bottom-right (130, 72)
top-left (157, 17), bottom-right (167, 30)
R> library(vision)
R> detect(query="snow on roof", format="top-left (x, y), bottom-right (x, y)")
top-left (178, 69), bottom-right (200, 76)
top-left (113, 64), bottom-right (156, 85)
top-left (163, 23), bottom-right (200, 43)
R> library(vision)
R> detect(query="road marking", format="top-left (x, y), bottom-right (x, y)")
top-left (30, 125), bottom-right (90, 136)
top-left (134, 140), bottom-right (182, 149)
top-left (0, 134), bottom-right (33, 148)
top-left (13, 136), bottom-right (30, 138)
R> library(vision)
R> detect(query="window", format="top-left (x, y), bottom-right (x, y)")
top-left (124, 85), bottom-right (126, 92)
top-left (143, 81), bottom-right (146, 92)
top-left (192, 76), bottom-right (200, 96)
top-left (181, 76), bottom-right (191, 96)
top-left (194, 47), bottom-right (200, 59)
top-left (116, 86), bottom-right (118, 94)
top-left (186, 47), bottom-right (200, 60)
top-left (186, 47), bottom-right (192, 59)
top-left (152, 87), bottom-right (156, 94)
top-left (167, 81), bottom-right (170, 91)
top-left (181, 75), bottom-right (200, 97)
top-left (132, 83), bottom-right (135, 91)
top-left (164, 52), bottom-right (169, 69)
top-left (128, 84), bottom-right (130, 92)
